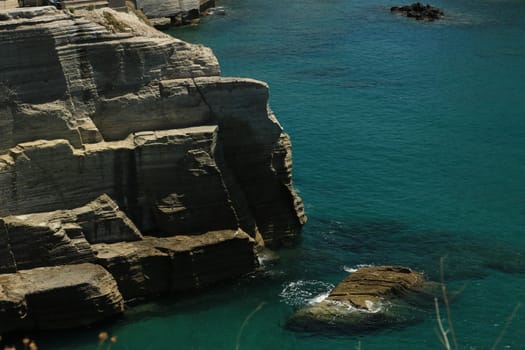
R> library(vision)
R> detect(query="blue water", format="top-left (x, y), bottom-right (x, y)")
top-left (38, 0), bottom-right (525, 349)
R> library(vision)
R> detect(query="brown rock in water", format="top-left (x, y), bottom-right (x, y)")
top-left (327, 266), bottom-right (425, 309)
top-left (286, 266), bottom-right (437, 333)
top-left (391, 3), bottom-right (444, 21)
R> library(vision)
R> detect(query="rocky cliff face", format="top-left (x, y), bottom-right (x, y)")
top-left (0, 6), bottom-right (305, 332)
top-left (136, 0), bottom-right (199, 19)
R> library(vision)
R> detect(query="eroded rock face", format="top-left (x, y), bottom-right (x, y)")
top-left (0, 194), bottom-right (142, 273)
top-left (0, 195), bottom-right (259, 331)
top-left (137, 0), bottom-right (199, 20)
top-left (0, 6), bottom-right (305, 245)
top-left (0, 6), bottom-right (305, 332)
top-left (0, 263), bottom-right (125, 332)
top-left (95, 230), bottom-right (257, 301)
top-left (286, 266), bottom-right (437, 333)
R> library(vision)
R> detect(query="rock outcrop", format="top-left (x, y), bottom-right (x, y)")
top-left (95, 230), bottom-right (257, 301)
top-left (0, 263), bottom-right (124, 332)
top-left (135, 0), bottom-right (199, 23)
top-left (0, 6), bottom-right (305, 332)
top-left (286, 266), bottom-right (437, 333)
top-left (390, 3), bottom-right (444, 21)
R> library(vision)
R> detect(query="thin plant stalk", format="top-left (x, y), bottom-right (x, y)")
top-left (439, 257), bottom-right (458, 350)
top-left (491, 302), bottom-right (522, 350)
top-left (235, 302), bottom-right (266, 350)
top-left (434, 297), bottom-right (451, 350)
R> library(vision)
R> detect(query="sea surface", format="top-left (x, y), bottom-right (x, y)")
top-left (40, 0), bottom-right (525, 348)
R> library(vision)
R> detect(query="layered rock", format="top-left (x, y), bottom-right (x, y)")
top-left (0, 6), bottom-right (304, 244)
top-left (0, 194), bottom-right (142, 273)
top-left (137, 0), bottom-right (199, 20)
top-left (287, 266), bottom-right (438, 333)
top-left (0, 6), bottom-right (304, 331)
top-left (0, 263), bottom-right (125, 332)
top-left (95, 230), bottom-right (257, 301)
top-left (0, 196), bottom-right (257, 331)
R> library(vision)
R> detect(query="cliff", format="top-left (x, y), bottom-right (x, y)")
top-left (136, 0), bottom-right (198, 19)
top-left (0, 6), bottom-right (305, 332)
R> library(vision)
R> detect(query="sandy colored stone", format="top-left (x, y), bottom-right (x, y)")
top-left (94, 230), bottom-right (257, 300)
top-left (287, 266), bottom-right (436, 333)
top-left (0, 263), bottom-right (124, 332)
top-left (0, 5), bottom-right (305, 332)
top-left (326, 266), bottom-right (425, 309)
top-left (0, 7), bottom-right (304, 246)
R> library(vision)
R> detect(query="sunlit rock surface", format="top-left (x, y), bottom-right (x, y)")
top-left (286, 266), bottom-right (439, 333)
top-left (0, 6), bottom-right (305, 331)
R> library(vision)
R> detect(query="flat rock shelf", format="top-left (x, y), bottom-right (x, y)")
top-left (286, 266), bottom-right (440, 333)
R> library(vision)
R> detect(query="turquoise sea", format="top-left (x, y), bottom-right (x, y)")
top-left (39, 0), bottom-right (525, 348)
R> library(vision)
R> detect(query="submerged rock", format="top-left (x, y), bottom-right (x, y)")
top-left (286, 266), bottom-right (438, 333)
top-left (391, 3), bottom-right (444, 21)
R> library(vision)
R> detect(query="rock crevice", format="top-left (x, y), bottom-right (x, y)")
top-left (0, 7), bottom-right (305, 332)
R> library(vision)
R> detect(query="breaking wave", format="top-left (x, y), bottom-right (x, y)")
top-left (279, 280), bottom-right (334, 307)
top-left (342, 264), bottom-right (374, 273)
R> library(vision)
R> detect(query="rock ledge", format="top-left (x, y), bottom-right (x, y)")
top-left (0, 6), bottom-right (305, 332)
top-left (286, 266), bottom-right (437, 333)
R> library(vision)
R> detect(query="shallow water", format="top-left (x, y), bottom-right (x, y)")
top-left (36, 0), bottom-right (525, 348)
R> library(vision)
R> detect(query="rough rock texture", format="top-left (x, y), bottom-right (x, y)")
top-left (150, 17), bottom-right (172, 30)
top-left (0, 263), bottom-right (125, 332)
top-left (0, 6), bottom-right (304, 245)
top-left (390, 3), bottom-right (444, 21)
top-left (287, 266), bottom-right (437, 333)
top-left (136, 0), bottom-right (198, 19)
top-left (95, 230), bottom-right (257, 301)
top-left (0, 194), bottom-right (142, 273)
top-left (0, 196), bottom-right (258, 331)
top-left (326, 266), bottom-right (425, 309)
top-left (0, 6), bottom-right (304, 331)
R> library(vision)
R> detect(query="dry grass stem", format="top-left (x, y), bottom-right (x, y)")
top-left (434, 297), bottom-right (451, 350)
top-left (439, 257), bottom-right (458, 350)
top-left (235, 302), bottom-right (267, 350)
top-left (490, 302), bottom-right (522, 350)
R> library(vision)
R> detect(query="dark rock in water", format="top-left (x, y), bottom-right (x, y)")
top-left (391, 3), bottom-right (444, 21)
top-left (286, 266), bottom-right (439, 333)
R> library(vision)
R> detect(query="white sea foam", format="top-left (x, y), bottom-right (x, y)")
top-left (343, 266), bottom-right (358, 273)
top-left (343, 264), bottom-right (374, 273)
top-left (257, 250), bottom-right (279, 267)
top-left (280, 280), bottom-right (334, 307)
top-left (308, 292), bottom-right (330, 305)
top-left (327, 299), bottom-right (385, 314)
